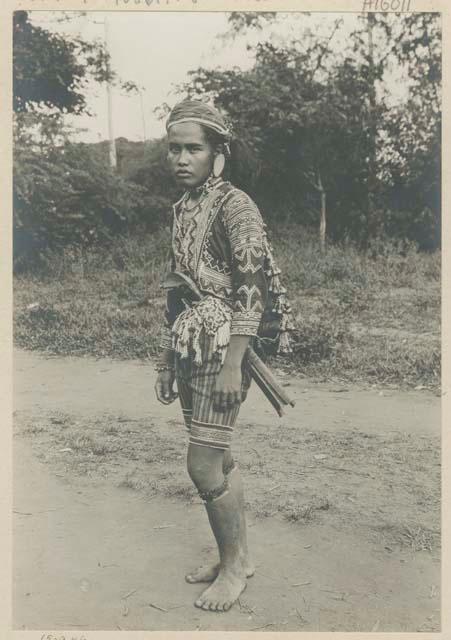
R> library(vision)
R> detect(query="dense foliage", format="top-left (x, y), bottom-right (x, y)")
top-left (180, 13), bottom-right (441, 249)
top-left (13, 11), bottom-right (112, 114)
top-left (13, 11), bottom-right (441, 265)
top-left (181, 46), bottom-right (374, 239)
top-left (13, 11), bottom-right (149, 263)
top-left (14, 227), bottom-right (440, 388)
top-left (14, 140), bottom-right (145, 246)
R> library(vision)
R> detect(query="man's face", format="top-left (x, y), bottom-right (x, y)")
top-left (167, 122), bottom-right (215, 190)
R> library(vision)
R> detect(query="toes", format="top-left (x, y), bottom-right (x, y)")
top-left (201, 601), bottom-right (211, 611)
top-left (194, 598), bottom-right (205, 609)
top-left (185, 565), bottom-right (219, 584)
top-left (209, 601), bottom-right (219, 612)
top-left (223, 601), bottom-right (232, 612)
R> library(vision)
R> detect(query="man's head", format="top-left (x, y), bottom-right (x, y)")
top-left (166, 100), bottom-right (231, 190)
top-left (167, 121), bottom-right (218, 190)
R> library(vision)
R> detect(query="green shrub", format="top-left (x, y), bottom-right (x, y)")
top-left (13, 226), bottom-right (441, 389)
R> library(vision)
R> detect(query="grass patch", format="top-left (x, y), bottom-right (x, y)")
top-left (118, 472), bottom-right (156, 493)
top-left (373, 522), bottom-right (440, 552)
top-left (14, 226), bottom-right (440, 388)
top-left (397, 524), bottom-right (439, 552)
top-left (20, 422), bottom-right (47, 436)
top-left (278, 496), bottom-right (331, 523)
top-left (65, 432), bottom-right (118, 457)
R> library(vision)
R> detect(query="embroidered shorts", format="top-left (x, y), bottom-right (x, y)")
top-left (175, 353), bottom-right (251, 451)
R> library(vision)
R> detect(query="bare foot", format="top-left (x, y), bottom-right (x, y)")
top-left (194, 569), bottom-right (247, 612)
top-left (186, 559), bottom-right (254, 584)
top-left (185, 563), bottom-right (220, 584)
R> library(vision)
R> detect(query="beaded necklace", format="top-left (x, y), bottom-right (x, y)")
top-left (179, 175), bottom-right (222, 225)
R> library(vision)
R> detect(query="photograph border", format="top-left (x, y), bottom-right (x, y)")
top-left (1, 1), bottom-right (449, 638)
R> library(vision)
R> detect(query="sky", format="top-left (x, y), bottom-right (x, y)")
top-left (29, 11), bottom-right (408, 143)
top-left (30, 12), bottom-right (253, 142)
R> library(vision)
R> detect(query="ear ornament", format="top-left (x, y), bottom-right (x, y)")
top-left (213, 153), bottom-right (225, 177)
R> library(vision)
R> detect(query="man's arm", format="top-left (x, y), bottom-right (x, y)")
top-left (213, 191), bottom-right (268, 412)
top-left (155, 307), bottom-right (178, 405)
top-left (155, 254), bottom-right (180, 405)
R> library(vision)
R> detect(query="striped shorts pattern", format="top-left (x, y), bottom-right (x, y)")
top-left (176, 356), bottom-right (244, 451)
top-left (175, 334), bottom-right (250, 450)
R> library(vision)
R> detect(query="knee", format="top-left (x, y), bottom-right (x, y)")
top-left (223, 449), bottom-right (235, 475)
top-left (187, 444), bottom-right (225, 492)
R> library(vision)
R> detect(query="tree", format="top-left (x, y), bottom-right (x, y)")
top-left (226, 11), bottom-right (277, 34)
top-left (347, 12), bottom-right (441, 247)
top-left (13, 11), bottom-right (112, 115)
top-left (120, 138), bottom-right (181, 229)
top-left (179, 36), bottom-right (374, 243)
top-left (14, 140), bottom-right (146, 252)
top-left (180, 12), bottom-right (441, 248)
top-left (383, 13), bottom-right (441, 248)
top-left (363, 12), bottom-right (381, 241)
top-left (13, 11), bottom-right (144, 261)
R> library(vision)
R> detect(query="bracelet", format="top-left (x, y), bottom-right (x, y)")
top-left (155, 363), bottom-right (175, 373)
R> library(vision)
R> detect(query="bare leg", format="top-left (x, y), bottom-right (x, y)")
top-left (185, 449), bottom-right (254, 584)
top-left (187, 444), bottom-right (247, 611)
top-left (228, 462), bottom-right (255, 576)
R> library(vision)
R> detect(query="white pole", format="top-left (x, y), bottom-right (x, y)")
top-left (139, 89), bottom-right (147, 142)
top-left (104, 16), bottom-right (117, 169)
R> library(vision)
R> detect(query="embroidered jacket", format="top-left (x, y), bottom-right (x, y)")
top-left (160, 178), bottom-right (292, 364)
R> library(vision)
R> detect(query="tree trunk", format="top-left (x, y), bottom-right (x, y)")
top-left (366, 12), bottom-right (379, 243)
top-left (318, 171), bottom-right (327, 254)
top-left (104, 17), bottom-right (117, 170)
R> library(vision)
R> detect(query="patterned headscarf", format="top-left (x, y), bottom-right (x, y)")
top-left (166, 99), bottom-right (232, 141)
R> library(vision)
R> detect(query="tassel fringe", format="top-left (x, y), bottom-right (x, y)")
top-left (263, 235), bottom-right (295, 355)
top-left (171, 296), bottom-right (232, 365)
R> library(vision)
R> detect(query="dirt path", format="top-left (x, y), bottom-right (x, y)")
top-left (13, 349), bottom-right (441, 632)
top-left (14, 349), bottom-right (439, 436)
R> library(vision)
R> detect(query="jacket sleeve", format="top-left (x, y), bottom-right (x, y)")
top-left (159, 251), bottom-right (185, 352)
top-left (159, 293), bottom-right (177, 351)
top-left (222, 190), bottom-right (268, 337)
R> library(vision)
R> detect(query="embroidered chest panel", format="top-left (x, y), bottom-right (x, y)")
top-left (172, 183), bottom-right (234, 298)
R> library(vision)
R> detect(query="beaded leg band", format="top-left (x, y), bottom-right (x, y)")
top-left (198, 477), bottom-right (229, 503)
top-left (223, 458), bottom-right (236, 476)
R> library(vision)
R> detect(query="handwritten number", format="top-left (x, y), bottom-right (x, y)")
top-left (40, 635), bottom-right (87, 640)
top-left (114, 0), bottom-right (198, 4)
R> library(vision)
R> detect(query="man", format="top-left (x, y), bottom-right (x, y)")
top-left (155, 100), bottom-right (292, 612)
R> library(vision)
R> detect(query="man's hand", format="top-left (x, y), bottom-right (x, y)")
top-left (212, 363), bottom-right (242, 412)
top-left (212, 335), bottom-right (251, 412)
top-left (155, 369), bottom-right (178, 405)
